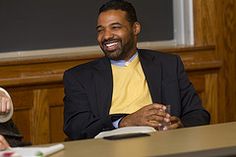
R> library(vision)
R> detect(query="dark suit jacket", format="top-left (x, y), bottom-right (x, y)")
top-left (63, 49), bottom-right (210, 140)
top-left (0, 119), bottom-right (30, 147)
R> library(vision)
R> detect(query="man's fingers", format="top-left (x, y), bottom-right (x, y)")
top-left (145, 120), bottom-right (162, 128)
top-left (142, 103), bottom-right (166, 112)
top-left (170, 116), bottom-right (179, 123)
top-left (120, 104), bottom-right (172, 128)
top-left (149, 103), bottom-right (166, 111)
top-left (147, 114), bottom-right (164, 122)
top-left (168, 123), bottom-right (178, 130)
top-left (169, 116), bottom-right (183, 129)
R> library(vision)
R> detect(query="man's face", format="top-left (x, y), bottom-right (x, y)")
top-left (96, 10), bottom-right (140, 60)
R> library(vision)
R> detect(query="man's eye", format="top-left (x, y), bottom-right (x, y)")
top-left (97, 29), bottom-right (103, 33)
top-left (112, 25), bottom-right (121, 29)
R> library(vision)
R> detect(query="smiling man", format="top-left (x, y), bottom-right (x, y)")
top-left (63, 0), bottom-right (210, 140)
top-left (96, 9), bottom-right (139, 60)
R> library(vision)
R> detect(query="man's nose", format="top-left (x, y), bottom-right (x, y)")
top-left (103, 29), bottom-right (114, 40)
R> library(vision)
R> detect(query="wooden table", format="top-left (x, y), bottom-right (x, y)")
top-left (51, 122), bottom-right (236, 157)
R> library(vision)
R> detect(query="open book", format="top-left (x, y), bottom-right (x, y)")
top-left (95, 126), bottom-right (156, 139)
top-left (0, 144), bottom-right (64, 157)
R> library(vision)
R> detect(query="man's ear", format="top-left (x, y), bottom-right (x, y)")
top-left (133, 22), bottom-right (141, 35)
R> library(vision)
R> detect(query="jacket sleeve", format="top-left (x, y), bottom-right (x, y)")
top-left (63, 70), bottom-right (114, 140)
top-left (176, 56), bottom-right (211, 127)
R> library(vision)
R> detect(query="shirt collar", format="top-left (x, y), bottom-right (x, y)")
top-left (110, 52), bottom-right (138, 67)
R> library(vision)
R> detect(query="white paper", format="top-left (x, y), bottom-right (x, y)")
top-left (0, 144), bottom-right (64, 157)
top-left (95, 126), bottom-right (156, 139)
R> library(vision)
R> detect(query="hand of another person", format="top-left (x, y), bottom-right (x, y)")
top-left (119, 103), bottom-right (170, 129)
top-left (0, 135), bottom-right (10, 150)
top-left (0, 91), bottom-right (11, 114)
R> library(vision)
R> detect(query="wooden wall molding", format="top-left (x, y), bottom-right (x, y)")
top-left (0, 45), bottom-right (220, 86)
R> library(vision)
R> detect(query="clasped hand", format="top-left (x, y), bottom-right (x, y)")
top-left (0, 91), bottom-right (11, 149)
top-left (119, 103), bottom-right (183, 130)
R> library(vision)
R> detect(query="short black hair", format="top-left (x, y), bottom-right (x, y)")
top-left (98, 0), bottom-right (138, 25)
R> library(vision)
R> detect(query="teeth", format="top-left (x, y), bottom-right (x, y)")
top-left (106, 42), bottom-right (117, 47)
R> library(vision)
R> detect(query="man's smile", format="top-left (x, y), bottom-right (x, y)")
top-left (102, 39), bottom-right (120, 52)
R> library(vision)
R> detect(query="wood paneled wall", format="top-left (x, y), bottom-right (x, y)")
top-left (0, 46), bottom-right (221, 144)
top-left (193, 0), bottom-right (236, 122)
top-left (0, 0), bottom-right (235, 144)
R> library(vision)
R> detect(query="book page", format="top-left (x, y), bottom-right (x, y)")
top-left (95, 126), bottom-right (156, 139)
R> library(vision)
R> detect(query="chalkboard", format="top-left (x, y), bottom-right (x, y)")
top-left (0, 0), bottom-right (173, 53)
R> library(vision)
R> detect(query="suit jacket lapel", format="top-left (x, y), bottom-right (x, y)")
top-left (139, 50), bottom-right (162, 104)
top-left (93, 58), bottom-right (113, 116)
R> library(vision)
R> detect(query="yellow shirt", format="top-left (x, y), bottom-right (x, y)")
top-left (109, 55), bottom-right (152, 114)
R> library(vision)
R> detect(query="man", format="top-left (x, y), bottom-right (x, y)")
top-left (63, 0), bottom-right (210, 140)
top-left (0, 87), bottom-right (26, 149)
